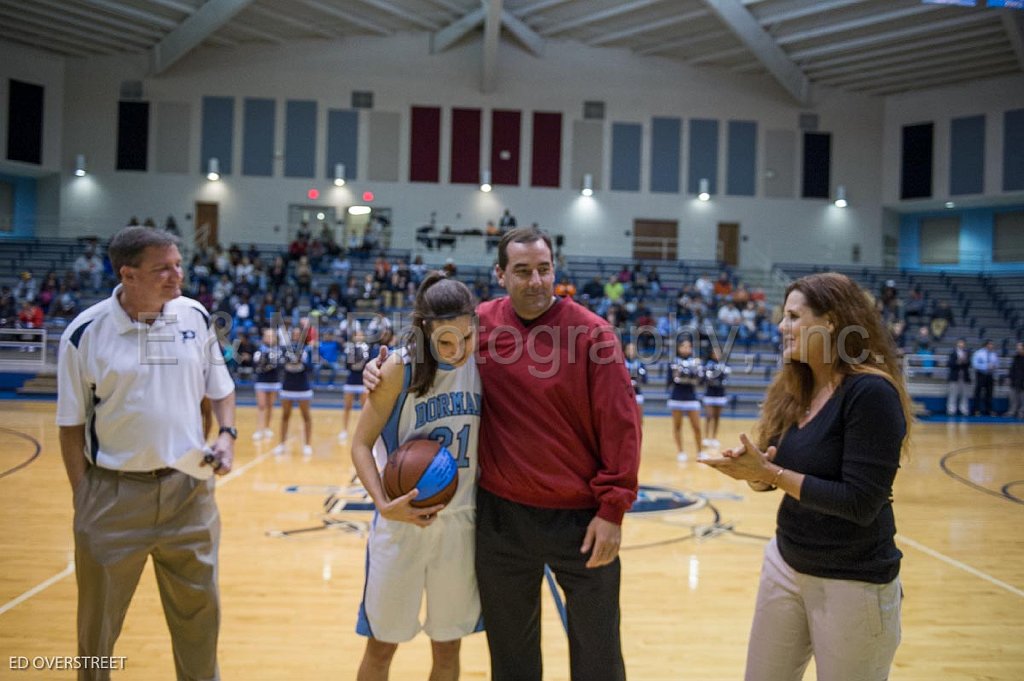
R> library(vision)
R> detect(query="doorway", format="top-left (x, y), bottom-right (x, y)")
top-left (632, 219), bottom-right (678, 260)
top-left (716, 222), bottom-right (739, 267)
top-left (194, 201), bottom-right (218, 249)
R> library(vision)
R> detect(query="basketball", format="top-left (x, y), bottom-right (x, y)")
top-left (382, 438), bottom-right (459, 508)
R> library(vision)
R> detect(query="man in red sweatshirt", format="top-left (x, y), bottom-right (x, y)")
top-left (474, 226), bottom-right (641, 681)
top-left (364, 227), bottom-right (641, 680)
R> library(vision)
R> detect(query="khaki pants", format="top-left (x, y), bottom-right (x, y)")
top-left (73, 466), bottom-right (220, 681)
top-left (744, 538), bottom-right (901, 681)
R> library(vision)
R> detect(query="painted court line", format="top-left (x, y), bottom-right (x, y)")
top-left (0, 450), bottom-right (273, 617)
top-left (897, 534), bottom-right (1024, 599)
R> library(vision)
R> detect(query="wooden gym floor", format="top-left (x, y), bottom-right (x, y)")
top-left (0, 400), bottom-right (1022, 680)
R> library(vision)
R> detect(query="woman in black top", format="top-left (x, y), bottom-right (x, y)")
top-left (701, 272), bottom-right (913, 681)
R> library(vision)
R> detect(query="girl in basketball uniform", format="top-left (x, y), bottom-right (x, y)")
top-left (624, 341), bottom-right (647, 423)
top-left (338, 330), bottom-right (371, 443)
top-left (252, 327), bottom-right (283, 441)
top-left (350, 272), bottom-right (482, 681)
top-left (274, 326), bottom-right (314, 457)
top-left (701, 347), bottom-right (731, 449)
top-left (668, 338), bottom-right (703, 462)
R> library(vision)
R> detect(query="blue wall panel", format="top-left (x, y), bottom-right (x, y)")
top-left (610, 122), bottom-right (642, 191)
top-left (726, 120), bottom-right (757, 196)
top-left (285, 100), bottom-right (317, 178)
top-left (899, 205), bottom-right (1024, 272)
top-left (688, 119), bottom-right (718, 195)
top-left (1005, 108), bottom-right (1024, 191)
top-left (242, 98), bottom-right (275, 177)
top-left (949, 114), bottom-right (984, 195)
top-left (326, 109), bottom-right (359, 181)
top-left (650, 117), bottom-right (681, 193)
top-left (200, 96), bottom-right (234, 175)
top-left (0, 173), bottom-right (36, 237)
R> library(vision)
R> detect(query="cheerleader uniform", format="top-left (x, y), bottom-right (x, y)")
top-left (280, 345), bottom-right (313, 402)
top-left (667, 356), bottom-right (703, 412)
top-left (625, 357), bottom-right (648, 405)
top-left (702, 358), bottom-right (731, 407)
top-left (253, 343), bottom-right (283, 392)
top-left (344, 340), bottom-right (371, 395)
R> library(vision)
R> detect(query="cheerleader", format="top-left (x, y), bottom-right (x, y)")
top-left (252, 327), bottom-right (283, 441)
top-left (275, 326), bottom-right (314, 457)
top-left (624, 341), bottom-right (647, 423)
top-left (338, 329), bottom-right (371, 442)
top-left (701, 347), bottom-right (731, 449)
top-left (668, 339), bottom-right (703, 462)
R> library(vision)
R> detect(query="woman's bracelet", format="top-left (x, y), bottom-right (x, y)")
top-left (770, 466), bottom-right (786, 487)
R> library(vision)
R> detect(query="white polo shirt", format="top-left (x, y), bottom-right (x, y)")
top-left (56, 285), bottom-right (235, 472)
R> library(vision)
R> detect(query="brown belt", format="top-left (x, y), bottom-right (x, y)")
top-left (107, 467), bottom-right (178, 478)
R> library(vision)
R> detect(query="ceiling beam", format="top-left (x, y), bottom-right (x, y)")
top-left (820, 45), bottom-right (1011, 88)
top-left (852, 55), bottom-right (1017, 91)
top-left (424, 0), bottom-right (466, 14)
top-left (351, 0), bottom-right (442, 30)
top-left (298, 0), bottom-right (391, 35)
top-left (29, 0), bottom-right (164, 37)
top-left (687, 45), bottom-right (749, 66)
top-left (635, 29), bottom-right (730, 56)
top-left (588, 9), bottom-right (708, 47)
top-left (0, 1), bottom-right (154, 46)
top-left (80, 0), bottom-right (180, 28)
top-left (146, 0), bottom-right (198, 13)
top-left (500, 9), bottom-right (545, 55)
top-left (431, 5), bottom-right (486, 53)
top-left (756, 0), bottom-right (867, 27)
top-left (775, 4), bottom-right (938, 46)
top-left (0, 25), bottom-right (107, 56)
top-left (1003, 10), bottom-right (1024, 73)
top-left (250, 5), bottom-right (339, 39)
top-left (809, 34), bottom-right (1006, 78)
top-left (788, 12), bottom-right (995, 61)
top-left (227, 21), bottom-right (286, 44)
top-left (859, 59), bottom-right (1019, 95)
top-left (482, 0), bottom-right (503, 93)
top-left (803, 24), bottom-right (1003, 71)
top-left (0, 7), bottom-right (147, 51)
top-left (541, 0), bottom-right (663, 36)
top-left (151, 0), bottom-right (254, 75)
top-left (514, 0), bottom-right (573, 18)
top-left (701, 0), bottom-right (810, 104)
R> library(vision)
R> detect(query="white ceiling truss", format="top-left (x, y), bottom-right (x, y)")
top-left (0, 0), bottom-right (1019, 99)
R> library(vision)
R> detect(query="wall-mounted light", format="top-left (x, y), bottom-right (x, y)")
top-left (698, 178), bottom-right (710, 201)
top-left (74, 154), bottom-right (86, 177)
top-left (334, 162), bottom-right (346, 187)
top-left (834, 185), bottom-right (848, 208)
top-left (945, 201), bottom-right (956, 209)
top-left (206, 157), bottom-right (220, 182)
top-left (581, 173), bottom-right (594, 197)
top-left (480, 169), bottom-right (492, 193)
top-left (348, 205), bottom-right (371, 216)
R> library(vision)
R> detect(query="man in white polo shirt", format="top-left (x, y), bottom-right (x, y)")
top-left (57, 226), bottom-right (236, 681)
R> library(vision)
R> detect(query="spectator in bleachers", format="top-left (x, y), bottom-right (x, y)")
top-left (581, 276), bottom-right (604, 305)
top-left (0, 286), bottom-right (15, 325)
top-left (73, 246), bottom-right (104, 292)
top-left (647, 266), bottom-right (662, 298)
top-left (904, 285), bottom-right (926, 324)
top-left (631, 264), bottom-right (649, 299)
top-left (358, 274), bottom-right (381, 310)
top-left (442, 258), bottom-right (458, 278)
top-left (409, 256), bottom-right (428, 285)
top-left (212, 274), bottom-right (233, 304)
top-left (330, 252), bottom-right (352, 279)
top-left (49, 284), bottom-right (79, 320)
top-left (233, 329), bottom-right (257, 381)
top-left (194, 282), bottom-right (214, 312)
top-left (188, 254), bottom-right (210, 289)
top-left (295, 256), bottom-right (313, 297)
top-left (212, 244), bottom-right (230, 275)
top-left (246, 243), bottom-right (260, 263)
top-left (268, 256), bottom-right (288, 290)
top-left (1009, 341), bottom-right (1024, 420)
top-left (296, 221), bottom-right (313, 241)
top-left (14, 271), bottom-right (38, 304)
top-left (17, 299), bottom-right (45, 350)
top-left (604, 276), bottom-right (624, 305)
top-left (911, 326), bottom-right (936, 376)
top-left (739, 301), bottom-right (759, 350)
top-left (732, 282), bottom-right (751, 308)
top-left (717, 300), bottom-right (742, 343)
top-left (233, 292), bottom-right (253, 330)
top-left (37, 271), bottom-right (60, 312)
top-left (164, 215), bottom-right (180, 237)
top-left (555, 276), bottom-right (577, 299)
top-left (694, 273), bottom-right (714, 302)
top-left (713, 271), bottom-right (733, 302)
top-left (287, 234), bottom-right (308, 263)
top-left (498, 208), bottom-right (517, 231)
top-left (316, 329), bottom-right (342, 386)
top-left (234, 256), bottom-right (256, 288)
top-left (971, 340), bottom-right (999, 416)
top-left (485, 220), bottom-right (500, 252)
top-left (946, 338), bottom-right (972, 416)
top-left (929, 300), bottom-right (955, 341)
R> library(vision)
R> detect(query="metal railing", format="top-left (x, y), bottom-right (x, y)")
top-left (0, 328), bottom-right (48, 368)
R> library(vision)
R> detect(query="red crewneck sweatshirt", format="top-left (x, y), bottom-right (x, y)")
top-left (476, 296), bottom-right (641, 524)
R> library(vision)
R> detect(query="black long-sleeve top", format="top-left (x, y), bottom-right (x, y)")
top-left (773, 373), bottom-right (905, 584)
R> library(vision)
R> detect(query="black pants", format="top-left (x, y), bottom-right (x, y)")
top-left (974, 372), bottom-right (994, 415)
top-left (475, 488), bottom-right (626, 681)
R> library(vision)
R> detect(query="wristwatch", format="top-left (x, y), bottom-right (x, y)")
top-left (218, 426), bottom-right (238, 440)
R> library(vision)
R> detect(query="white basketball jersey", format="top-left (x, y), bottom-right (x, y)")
top-left (372, 351), bottom-right (482, 512)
